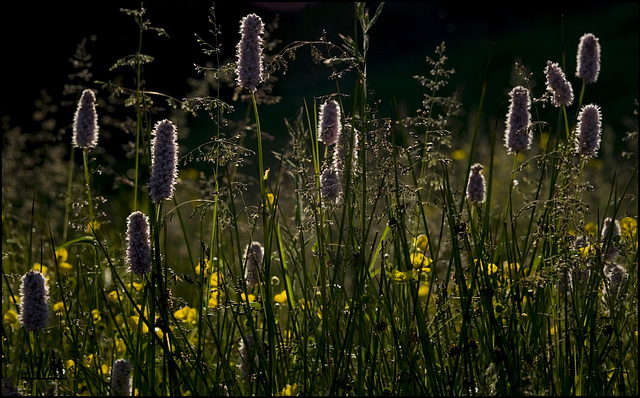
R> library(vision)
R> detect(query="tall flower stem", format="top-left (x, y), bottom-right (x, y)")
top-left (63, 146), bottom-right (75, 242)
top-left (82, 148), bottom-right (94, 226)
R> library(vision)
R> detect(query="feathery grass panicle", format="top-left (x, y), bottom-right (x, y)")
top-left (544, 61), bottom-right (574, 107)
top-left (19, 270), bottom-right (49, 332)
top-left (318, 99), bottom-right (341, 145)
top-left (126, 211), bottom-right (152, 277)
top-left (236, 13), bottom-right (265, 92)
top-left (504, 86), bottom-right (532, 154)
top-left (72, 89), bottom-right (99, 148)
top-left (320, 168), bottom-right (340, 203)
top-left (111, 359), bottom-right (132, 396)
top-left (576, 33), bottom-right (601, 83)
top-left (148, 119), bottom-right (179, 203)
top-left (244, 241), bottom-right (264, 289)
top-left (466, 163), bottom-right (486, 203)
top-left (575, 104), bottom-right (602, 158)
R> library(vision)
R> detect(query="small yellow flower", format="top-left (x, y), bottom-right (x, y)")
top-left (92, 309), bottom-right (102, 323)
top-left (85, 220), bottom-right (100, 233)
top-left (410, 253), bottom-right (432, 270)
top-left (503, 262), bottom-right (522, 279)
top-left (126, 281), bottom-right (143, 291)
top-left (475, 259), bottom-right (498, 275)
top-left (241, 293), bottom-right (256, 303)
top-left (620, 217), bottom-right (637, 242)
top-left (108, 290), bottom-right (120, 303)
top-left (579, 244), bottom-right (596, 257)
top-left (274, 290), bottom-right (288, 304)
top-left (267, 193), bottom-right (276, 208)
top-left (128, 316), bottom-right (149, 334)
top-left (276, 383), bottom-right (299, 396)
top-left (208, 296), bottom-right (219, 308)
top-left (174, 306), bottom-right (198, 324)
top-left (388, 269), bottom-right (415, 283)
top-left (195, 259), bottom-right (210, 276)
top-left (9, 295), bottom-right (20, 305)
top-left (298, 299), bottom-right (309, 310)
top-left (3, 309), bottom-right (19, 327)
top-left (32, 263), bottom-right (48, 274)
top-left (58, 261), bottom-right (73, 270)
top-left (65, 359), bottom-right (76, 375)
top-left (56, 247), bottom-right (68, 262)
top-left (413, 234), bottom-right (429, 252)
top-left (54, 301), bottom-right (66, 315)
top-left (210, 271), bottom-right (224, 287)
top-left (451, 149), bottom-right (466, 161)
top-left (418, 283), bottom-right (430, 298)
top-left (115, 338), bottom-right (126, 356)
top-left (584, 222), bottom-right (598, 236)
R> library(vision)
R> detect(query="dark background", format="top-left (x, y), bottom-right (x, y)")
top-left (2, 1), bottom-right (638, 164)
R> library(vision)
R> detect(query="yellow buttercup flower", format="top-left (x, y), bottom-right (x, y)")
top-left (410, 252), bottom-right (432, 270)
top-left (414, 234), bottom-right (429, 252)
top-left (503, 262), bottom-right (522, 280)
top-left (128, 316), bottom-right (149, 334)
top-left (56, 247), bottom-right (68, 262)
top-left (475, 259), bottom-right (498, 275)
top-left (418, 283), bottom-right (430, 298)
top-left (108, 290), bottom-right (120, 303)
top-left (388, 269), bottom-right (415, 283)
top-left (620, 217), bottom-right (637, 242)
top-left (126, 281), bottom-right (143, 291)
top-left (85, 220), bottom-right (100, 233)
top-left (267, 193), bottom-right (276, 208)
top-left (32, 263), bottom-right (48, 274)
top-left (195, 259), bottom-right (211, 276)
top-left (3, 309), bottom-right (19, 328)
top-left (54, 301), bottom-right (66, 315)
top-left (210, 271), bottom-right (223, 287)
top-left (274, 290), bottom-right (288, 304)
top-left (174, 306), bottom-right (197, 324)
top-left (584, 222), bottom-right (598, 236)
top-left (241, 293), bottom-right (256, 303)
top-left (451, 149), bottom-right (466, 161)
top-left (276, 383), bottom-right (299, 396)
top-left (92, 309), bottom-right (102, 323)
top-left (579, 244), bottom-right (597, 257)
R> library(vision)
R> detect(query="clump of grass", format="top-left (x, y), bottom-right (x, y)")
top-left (2, 3), bottom-right (637, 396)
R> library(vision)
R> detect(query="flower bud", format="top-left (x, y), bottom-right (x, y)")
top-left (111, 359), bottom-right (132, 396)
top-left (575, 104), bottom-right (602, 158)
top-left (19, 270), bottom-right (49, 331)
top-left (466, 163), bottom-right (486, 203)
top-left (236, 14), bottom-right (265, 92)
top-left (544, 61), bottom-right (574, 107)
top-left (72, 89), bottom-right (99, 148)
top-left (504, 86), bottom-right (532, 154)
top-left (576, 33), bottom-right (601, 83)
top-left (244, 242), bottom-right (264, 289)
top-left (126, 211), bottom-right (151, 277)
top-left (149, 120), bottom-right (178, 203)
top-left (320, 168), bottom-right (340, 203)
top-left (318, 100), bottom-right (341, 145)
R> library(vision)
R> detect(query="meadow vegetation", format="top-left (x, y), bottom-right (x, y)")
top-left (2, 3), bottom-right (638, 396)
